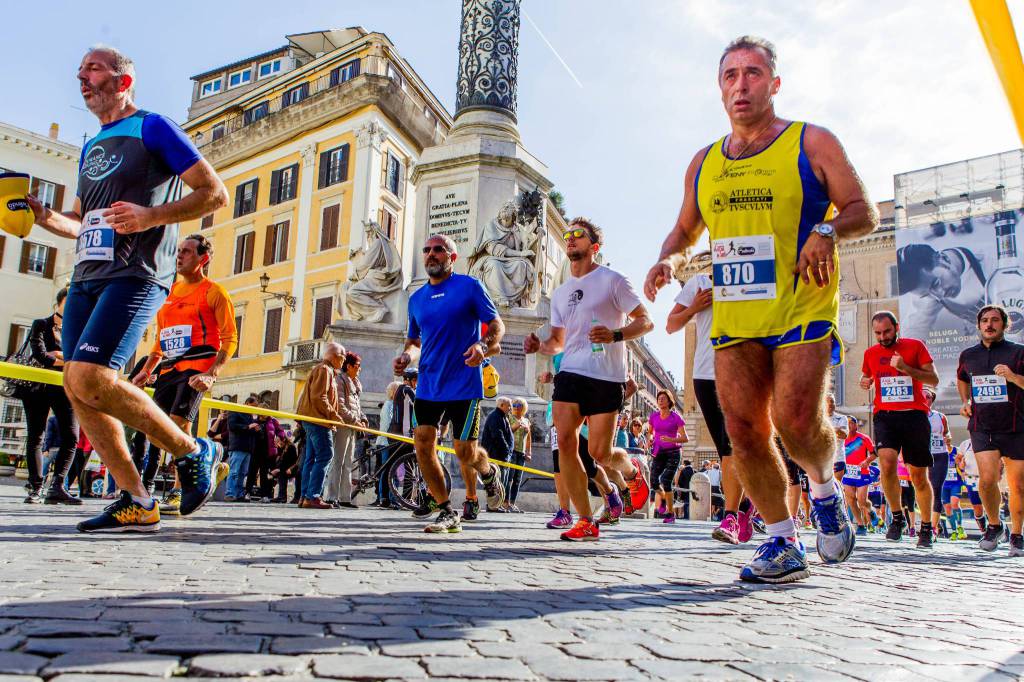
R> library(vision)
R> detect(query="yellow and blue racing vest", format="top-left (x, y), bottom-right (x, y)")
top-left (696, 122), bottom-right (835, 340)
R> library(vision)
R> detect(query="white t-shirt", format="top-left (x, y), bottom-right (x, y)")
top-left (958, 438), bottom-right (978, 478)
top-left (927, 411), bottom-right (948, 455)
top-left (706, 467), bottom-right (722, 486)
top-left (675, 273), bottom-right (714, 381)
top-left (831, 412), bottom-right (850, 462)
top-left (551, 265), bottom-right (643, 383)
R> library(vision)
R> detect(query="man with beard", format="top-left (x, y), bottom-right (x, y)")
top-left (860, 311), bottom-right (939, 547)
top-left (27, 45), bottom-right (228, 532)
top-left (393, 234), bottom-right (506, 533)
top-left (957, 305), bottom-right (1024, 555)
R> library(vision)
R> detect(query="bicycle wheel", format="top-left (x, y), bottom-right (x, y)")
top-left (386, 450), bottom-right (452, 511)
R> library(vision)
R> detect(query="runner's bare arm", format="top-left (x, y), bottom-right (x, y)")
top-left (28, 195), bottom-right (83, 239)
top-left (591, 304), bottom-right (655, 344)
top-left (104, 158), bottom-right (228, 235)
top-left (803, 125), bottom-right (878, 241)
top-left (393, 339), bottom-right (422, 374)
top-left (479, 316), bottom-right (505, 357)
top-left (666, 287), bottom-right (712, 334)
top-left (524, 327), bottom-right (565, 356)
top-left (131, 352), bottom-right (163, 387)
top-left (957, 378), bottom-right (973, 418)
top-left (643, 147), bottom-right (710, 301)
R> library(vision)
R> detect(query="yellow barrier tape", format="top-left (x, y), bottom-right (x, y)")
top-left (0, 360), bottom-right (554, 479)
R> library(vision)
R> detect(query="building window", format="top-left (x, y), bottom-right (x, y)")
top-left (211, 123), bottom-right (225, 141)
top-left (20, 242), bottom-right (52, 278)
top-left (200, 79), bottom-right (222, 98)
top-left (201, 214), bottom-right (214, 229)
top-left (257, 58), bottom-right (282, 80)
top-left (329, 59), bottom-right (360, 87)
top-left (281, 83), bottom-right (309, 108)
top-left (380, 206), bottom-right (398, 241)
top-left (386, 62), bottom-right (404, 88)
top-left (264, 307), bottom-right (282, 353)
top-left (6, 323), bottom-right (30, 356)
top-left (383, 151), bottom-right (405, 199)
top-left (228, 68), bottom-right (252, 89)
top-left (263, 221), bottom-right (290, 265)
top-left (233, 232), bottom-right (255, 274)
top-left (318, 144), bottom-right (349, 189)
top-left (233, 315), bottom-right (242, 358)
top-left (320, 204), bottom-right (340, 250)
top-left (35, 180), bottom-right (56, 208)
top-left (313, 296), bottom-right (333, 338)
top-left (234, 179), bottom-right (259, 217)
top-left (833, 366), bottom-right (846, 406)
top-left (888, 264), bottom-right (899, 298)
top-left (243, 101), bottom-right (269, 125)
top-left (270, 164), bottom-right (298, 205)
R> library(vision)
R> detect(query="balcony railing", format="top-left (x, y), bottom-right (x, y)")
top-left (286, 339), bottom-right (323, 368)
top-left (192, 55), bottom-right (439, 151)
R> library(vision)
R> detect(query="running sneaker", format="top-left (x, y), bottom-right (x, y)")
top-left (856, 525), bottom-right (868, 537)
top-left (713, 514), bottom-right (741, 545)
top-left (956, 527), bottom-right (968, 541)
top-left (412, 494), bottom-right (438, 519)
top-left (739, 537), bottom-right (810, 584)
top-left (885, 515), bottom-right (906, 543)
top-left (662, 512), bottom-right (675, 524)
top-left (604, 484), bottom-right (623, 523)
top-left (626, 457), bottom-right (651, 512)
top-left (917, 526), bottom-right (934, 549)
top-left (509, 505), bottom-right (524, 513)
top-left (161, 489), bottom-right (182, 516)
top-left (810, 484), bottom-right (856, 564)
top-left (737, 506), bottom-right (755, 544)
top-left (424, 508), bottom-right (461, 534)
top-left (77, 491), bottom-right (160, 533)
top-left (908, 526), bottom-right (917, 537)
top-left (560, 518), bottom-right (599, 542)
top-left (24, 486), bottom-right (42, 504)
top-left (980, 524), bottom-right (1007, 551)
top-left (598, 507), bottom-right (619, 526)
top-left (482, 466), bottom-right (505, 512)
top-left (175, 438), bottom-right (223, 516)
top-left (546, 509), bottom-right (573, 529)
top-left (462, 498), bottom-right (480, 522)
top-left (1009, 534), bottom-right (1024, 557)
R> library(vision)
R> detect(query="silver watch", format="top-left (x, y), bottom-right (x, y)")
top-left (813, 222), bottom-right (836, 240)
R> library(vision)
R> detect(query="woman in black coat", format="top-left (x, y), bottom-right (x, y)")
top-left (20, 287), bottom-right (80, 504)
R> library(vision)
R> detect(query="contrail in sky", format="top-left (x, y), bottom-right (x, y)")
top-left (523, 11), bottom-right (584, 89)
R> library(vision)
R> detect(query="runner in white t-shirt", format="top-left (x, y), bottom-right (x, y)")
top-left (827, 394), bottom-right (850, 482)
top-left (525, 217), bottom-right (654, 542)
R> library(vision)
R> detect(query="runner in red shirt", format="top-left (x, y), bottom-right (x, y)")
top-left (860, 311), bottom-right (939, 546)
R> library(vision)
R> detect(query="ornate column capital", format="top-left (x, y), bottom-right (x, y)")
top-left (299, 143), bottom-right (317, 169)
top-left (456, 0), bottom-right (520, 120)
top-left (356, 121), bottom-right (389, 150)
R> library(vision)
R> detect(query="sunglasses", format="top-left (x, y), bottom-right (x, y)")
top-left (562, 228), bottom-right (590, 241)
top-left (422, 245), bottom-right (450, 254)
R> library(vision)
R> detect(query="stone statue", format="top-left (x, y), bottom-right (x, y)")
top-left (343, 221), bottom-right (402, 323)
top-left (468, 196), bottom-right (541, 308)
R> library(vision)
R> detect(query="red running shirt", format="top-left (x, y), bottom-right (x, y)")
top-left (861, 338), bottom-right (933, 413)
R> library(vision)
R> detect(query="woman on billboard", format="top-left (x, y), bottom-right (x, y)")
top-left (898, 243), bottom-right (987, 332)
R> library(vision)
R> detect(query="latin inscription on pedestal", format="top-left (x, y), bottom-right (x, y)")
top-left (428, 183), bottom-right (472, 246)
top-left (491, 333), bottom-right (526, 386)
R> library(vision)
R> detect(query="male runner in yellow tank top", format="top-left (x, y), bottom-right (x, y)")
top-left (644, 36), bottom-right (878, 583)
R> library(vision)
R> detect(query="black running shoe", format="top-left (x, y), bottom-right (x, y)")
top-left (44, 485), bottom-right (83, 506)
top-left (917, 526), bottom-right (934, 549)
top-left (424, 508), bottom-right (461, 534)
top-left (463, 498), bottom-right (480, 521)
top-left (886, 515), bottom-right (905, 543)
top-left (412, 493), bottom-right (438, 520)
top-left (980, 523), bottom-right (1007, 551)
top-left (77, 491), bottom-right (160, 533)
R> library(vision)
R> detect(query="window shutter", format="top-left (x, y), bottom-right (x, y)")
top-left (314, 296), bottom-right (333, 338)
top-left (18, 242), bottom-right (29, 274)
top-left (264, 308), bottom-right (282, 353)
top-left (29, 178), bottom-right (39, 197)
top-left (380, 151), bottom-right (388, 189)
top-left (53, 184), bottom-right (65, 211)
top-left (329, 67), bottom-right (340, 87)
top-left (279, 220), bottom-right (290, 261)
top-left (288, 164), bottom-right (299, 199)
top-left (250, 179), bottom-right (259, 213)
top-left (263, 224), bottom-right (275, 266)
top-left (301, 82), bottom-right (310, 99)
top-left (397, 160), bottom-right (405, 200)
top-left (321, 205), bottom-right (339, 250)
top-left (350, 59), bottom-right (361, 78)
top-left (234, 184), bottom-right (244, 218)
top-left (7, 324), bottom-right (19, 357)
top-left (233, 315), bottom-right (242, 358)
top-left (269, 169), bottom-right (281, 205)
top-left (201, 214), bottom-right (214, 229)
top-left (318, 150), bottom-right (330, 189)
top-left (43, 246), bottom-right (56, 279)
top-left (340, 144), bottom-right (349, 183)
top-left (243, 233), bottom-right (254, 272)
top-left (234, 234), bottom-right (244, 274)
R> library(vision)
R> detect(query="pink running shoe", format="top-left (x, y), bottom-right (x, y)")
top-left (713, 513), bottom-right (741, 544)
top-left (663, 512), bottom-right (676, 524)
top-left (546, 508), bottom-right (573, 529)
top-left (738, 505), bottom-right (755, 544)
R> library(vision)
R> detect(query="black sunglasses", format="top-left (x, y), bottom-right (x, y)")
top-left (422, 245), bottom-right (449, 254)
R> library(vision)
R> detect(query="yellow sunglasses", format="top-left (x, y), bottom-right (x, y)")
top-left (562, 227), bottom-right (589, 241)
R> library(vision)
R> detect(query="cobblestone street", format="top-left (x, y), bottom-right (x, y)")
top-left (0, 485), bottom-right (1022, 681)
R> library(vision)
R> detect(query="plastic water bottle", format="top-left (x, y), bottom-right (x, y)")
top-left (590, 317), bottom-right (605, 355)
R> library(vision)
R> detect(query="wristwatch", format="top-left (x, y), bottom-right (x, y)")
top-left (612, 329), bottom-right (624, 343)
top-left (477, 341), bottom-right (488, 355)
top-left (812, 222), bottom-right (836, 240)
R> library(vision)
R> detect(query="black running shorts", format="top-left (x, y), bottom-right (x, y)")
top-left (412, 398), bottom-right (481, 441)
top-left (552, 371), bottom-right (625, 417)
top-left (152, 369), bottom-right (205, 424)
top-left (873, 410), bottom-right (932, 467)
top-left (970, 430), bottom-right (1024, 461)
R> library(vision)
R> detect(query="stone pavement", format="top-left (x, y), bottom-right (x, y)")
top-left (0, 485), bottom-right (1022, 681)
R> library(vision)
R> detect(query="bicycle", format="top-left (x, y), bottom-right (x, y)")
top-left (348, 438), bottom-right (452, 511)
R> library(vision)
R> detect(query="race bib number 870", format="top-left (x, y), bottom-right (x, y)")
top-left (712, 234), bottom-right (776, 301)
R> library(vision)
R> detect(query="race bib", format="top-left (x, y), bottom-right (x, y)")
top-left (845, 464), bottom-right (863, 479)
top-left (930, 434), bottom-right (945, 453)
top-left (972, 375), bottom-right (1008, 404)
top-left (159, 325), bottom-right (192, 359)
top-left (880, 376), bottom-right (913, 403)
top-left (945, 467), bottom-right (959, 483)
top-left (76, 210), bottom-right (114, 264)
top-left (712, 234), bottom-right (776, 301)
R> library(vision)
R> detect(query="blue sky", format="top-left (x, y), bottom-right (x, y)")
top-left (7, 1), bottom-right (1023, 381)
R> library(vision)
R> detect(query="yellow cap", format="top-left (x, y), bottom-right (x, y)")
top-left (0, 173), bottom-right (34, 239)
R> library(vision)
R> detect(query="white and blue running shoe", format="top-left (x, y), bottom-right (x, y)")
top-left (812, 482), bottom-right (856, 564)
top-left (739, 537), bottom-right (810, 584)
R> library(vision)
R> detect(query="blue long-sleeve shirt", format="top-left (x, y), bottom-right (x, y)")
top-left (42, 415), bottom-right (59, 451)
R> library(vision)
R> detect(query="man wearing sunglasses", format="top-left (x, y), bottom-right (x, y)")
top-left (393, 234), bottom-right (506, 533)
top-left (525, 218), bottom-right (654, 541)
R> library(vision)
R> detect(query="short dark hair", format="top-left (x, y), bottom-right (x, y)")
top-left (719, 35), bottom-right (777, 76)
top-left (55, 286), bottom-right (69, 307)
top-left (185, 233), bottom-right (213, 258)
top-left (978, 304), bottom-right (1009, 327)
top-left (656, 389), bottom-right (675, 409)
top-left (568, 216), bottom-right (604, 246)
top-left (895, 244), bottom-right (938, 294)
top-left (872, 310), bottom-right (898, 327)
top-left (342, 351), bottom-right (361, 371)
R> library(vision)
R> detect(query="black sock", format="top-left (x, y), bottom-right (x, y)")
top-left (439, 501), bottom-right (452, 512)
top-left (739, 498), bottom-right (752, 514)
top-left (892, 510), bottom-right (905, 522)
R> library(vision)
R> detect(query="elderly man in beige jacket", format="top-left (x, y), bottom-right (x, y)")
top-left (296, 342), bottom-right (345, 509)
top-left (324, 351), bottom-right (368, 507)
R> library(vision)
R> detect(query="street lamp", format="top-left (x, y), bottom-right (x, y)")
top-left (259, 272), bottom-right (296, 312)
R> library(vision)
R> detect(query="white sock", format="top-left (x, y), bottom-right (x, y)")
top-left (809, 478), bottom-right (836, 500)
top-left (766, 518), bottom-right (797, 539)
top-left (132, 495), bottom-right (155, 509)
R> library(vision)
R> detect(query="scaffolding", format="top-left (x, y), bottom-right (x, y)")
top-left (894, 148), bottom-right (1024, 228)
